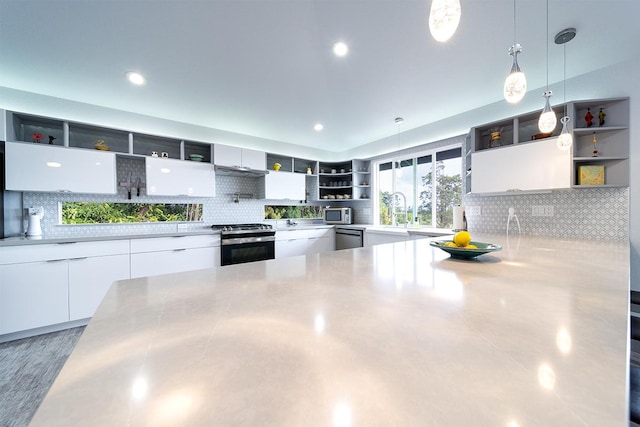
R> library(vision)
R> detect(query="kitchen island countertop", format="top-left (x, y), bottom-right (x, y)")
top-left (31, 234), bottom-right (630, 426)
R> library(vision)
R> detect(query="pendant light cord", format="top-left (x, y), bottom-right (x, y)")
top-left (545, 0), bottom-right (549, 91)
top-left (513, 0), bottom-right (516, 45)
top-left (563, 43), bottom-right (567, 116)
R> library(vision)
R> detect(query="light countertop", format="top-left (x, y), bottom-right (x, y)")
top-left (31, 234), bottom-right (629, 426)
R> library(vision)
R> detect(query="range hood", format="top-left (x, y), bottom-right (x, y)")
top-left (214, 165), bottom-right (270, 178)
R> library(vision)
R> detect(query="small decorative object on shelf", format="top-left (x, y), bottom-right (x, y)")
top-left (598, 107), bottom-right (606, 127)
top-left (48, 135), bottom-right (56, 145)
top-left (32, 133), bottom-right (43, 143)
top-left (489, 127), bottom-right (502, 148)
top-left (578, 165), bottom-right (604, 185)
top-left (592, 132), bottom-right (598, 157)
top-left (307, 166), bottom-right (312, 174)
top-left (161, 152), bottom-right (169, 158)
top-left (94, 139), bottom-right (110, 151)
top-left (273, 162), bottom-right (281, 171)
top-left (585, 107), bottom-right (594, 127)
top-left (151, 151), bottom-right (159, 157)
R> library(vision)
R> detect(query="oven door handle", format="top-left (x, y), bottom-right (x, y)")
top-left (221, 236), bottom-right (276, 245)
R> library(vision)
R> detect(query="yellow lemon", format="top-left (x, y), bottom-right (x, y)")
top-left (453, 231), bottom-right (472, 247)
top-left (444, 241), bottom-right (457, 247)
top-left (466, 244), bottom-right (477, 249)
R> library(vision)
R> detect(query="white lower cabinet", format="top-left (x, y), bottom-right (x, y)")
top-left (306, 228), bottom-right (335, 254)
top-left (275, 228), bottom-right (335, 259)
top-left (365, 230), bottom-right (410, 246)
top-left (0, 260), bottom-right (69, 335)
top-left (0, 240), bottom-right (130, 336)
top-left (130, 235), bottom-right (221, 278)
top-left (68, 254), bottom-right (130, 321)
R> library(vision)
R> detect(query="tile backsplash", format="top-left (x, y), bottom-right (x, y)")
top-left (464, 187), bottom-right (628, 241)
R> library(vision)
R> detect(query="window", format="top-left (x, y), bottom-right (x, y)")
top-left (375, 145), bottom-right (462, 228)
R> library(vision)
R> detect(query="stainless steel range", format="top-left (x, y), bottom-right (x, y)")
top-left (211, 223), bottom-right (275, 266)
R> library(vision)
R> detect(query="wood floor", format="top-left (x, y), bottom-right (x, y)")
top-left (0, 327), bottom-right (84, 427)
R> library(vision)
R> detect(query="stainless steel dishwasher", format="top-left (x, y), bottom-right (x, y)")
top-left (335, 227), bottom-right (364, 250)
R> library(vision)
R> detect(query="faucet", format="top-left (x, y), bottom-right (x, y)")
top-left (391, 191), bottom-right (407, 228)
top-left (287, 219), bottom-right (298, 227)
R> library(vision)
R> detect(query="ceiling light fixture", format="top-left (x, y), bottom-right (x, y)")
top-left (125, 71), bottom-right (146, 86)
top-left (538, 0), bottom-right (556, 134)
top-left (332, 42), bottom-right (349, 57)
top-left (555, 28), bottom-right (576, 151)
top-left (428, 0), bottom-right (461, 43)
top-left (314, 123), bottom-right (324, 132)
top-left (503, 0), bottom-right (526, 104)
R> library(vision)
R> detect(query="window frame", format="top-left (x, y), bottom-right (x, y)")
top-left (373, 143), bottom-right (462, 228)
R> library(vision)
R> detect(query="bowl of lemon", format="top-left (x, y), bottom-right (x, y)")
top-left (430, 231), bottom-right (501, 259)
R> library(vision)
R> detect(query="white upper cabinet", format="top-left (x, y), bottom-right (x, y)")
top-left (471, 137), bottom-right (570, 194)
top-left (264, 171), bottom-right (305, 200)
top-left (146, 157), bottom-right (216, 197)
top-left (5, 141), bottom-right (117, 194)
top-left (214, 144), bottom-right (265, 170)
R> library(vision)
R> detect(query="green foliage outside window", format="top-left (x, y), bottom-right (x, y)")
top-left (62, 202), bottom-right (202, 224)
top-left (264, 205), bottom-right (322, 219)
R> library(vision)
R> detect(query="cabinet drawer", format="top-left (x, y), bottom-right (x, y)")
top-left (130, 235), bottom-right (220, 253)
top-left (0, 240), bottom-right (130, 265)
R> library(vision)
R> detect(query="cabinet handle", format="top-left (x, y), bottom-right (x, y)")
top-left (69, 257), bottom-right (88, 261)
top-left (46, 259), bottom-right (67, 263)
top-left (171, 235), bottom-right (186, 238)
top-left (173, 248), bottom-right (187, 252)
top-left (57, 241), bottom-right (77, 245)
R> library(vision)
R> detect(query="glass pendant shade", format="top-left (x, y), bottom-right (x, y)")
top-left (503, 45), bottom-right (526, 103)
top-left (429, 0), bottom-right (461, 42)
top-left (538, 91), bottom-right (557, 133)
top-left (557, 116), bottom-right (573, 150)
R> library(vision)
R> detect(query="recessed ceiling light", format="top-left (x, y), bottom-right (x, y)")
top-left (314, 123), bottom-right (324, 132)
top-left (125, 71), bottom-right (146, 85)
top-left (332, 42), bottom-right (349, 57)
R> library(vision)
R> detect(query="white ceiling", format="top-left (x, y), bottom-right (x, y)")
top-left (1, 0), bottom-right (639, 156)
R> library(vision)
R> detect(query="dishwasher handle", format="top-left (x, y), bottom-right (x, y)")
top-left (336, 228), bottom-right (363, 237)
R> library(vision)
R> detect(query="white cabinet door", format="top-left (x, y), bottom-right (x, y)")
top-left (275, 230), bottom-right (308, 259)
top-left (307, 228), bottom-right (335, 254)
top-left (0, 260), bottom-right (69, 335)
top-left (5, 141), bottom-right (117, 194)
top-left (265, 171), bottom-right (305, 200)
top-left (146, 157), bottom-right (216, 197)
top-left (130, 247), bottom-right (219, 278)
top-left (471, 137), bottom-right (570, 194)
top-left (214, 144), bottom-right (265, 170)
top-left (365, 231), bottom-right (409, 247)
top-left (68, 254), bottom-right (130, 321)
top-left (240, 148), bottom-right (266, 170)
top-left (130, 235), bottom-right (221, 278)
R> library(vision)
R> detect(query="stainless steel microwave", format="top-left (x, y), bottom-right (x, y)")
top-left (323, 207), bottom-right (352, 224)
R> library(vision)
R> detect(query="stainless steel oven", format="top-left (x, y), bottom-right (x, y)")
top-left (212, 224), bottom-right (276, 266)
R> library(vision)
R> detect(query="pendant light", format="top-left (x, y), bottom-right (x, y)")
top-left (429, 0), bottom-right (461, 42)
top-left (555, 28), bottom-right (577, 151)
top-left (538, 0), bottom-right (556, 133)
top-left (503, 0), bottom-right (526, 103)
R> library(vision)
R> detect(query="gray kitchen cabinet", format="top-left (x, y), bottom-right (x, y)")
top-left (365, 229), bottom-right (409, 246)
